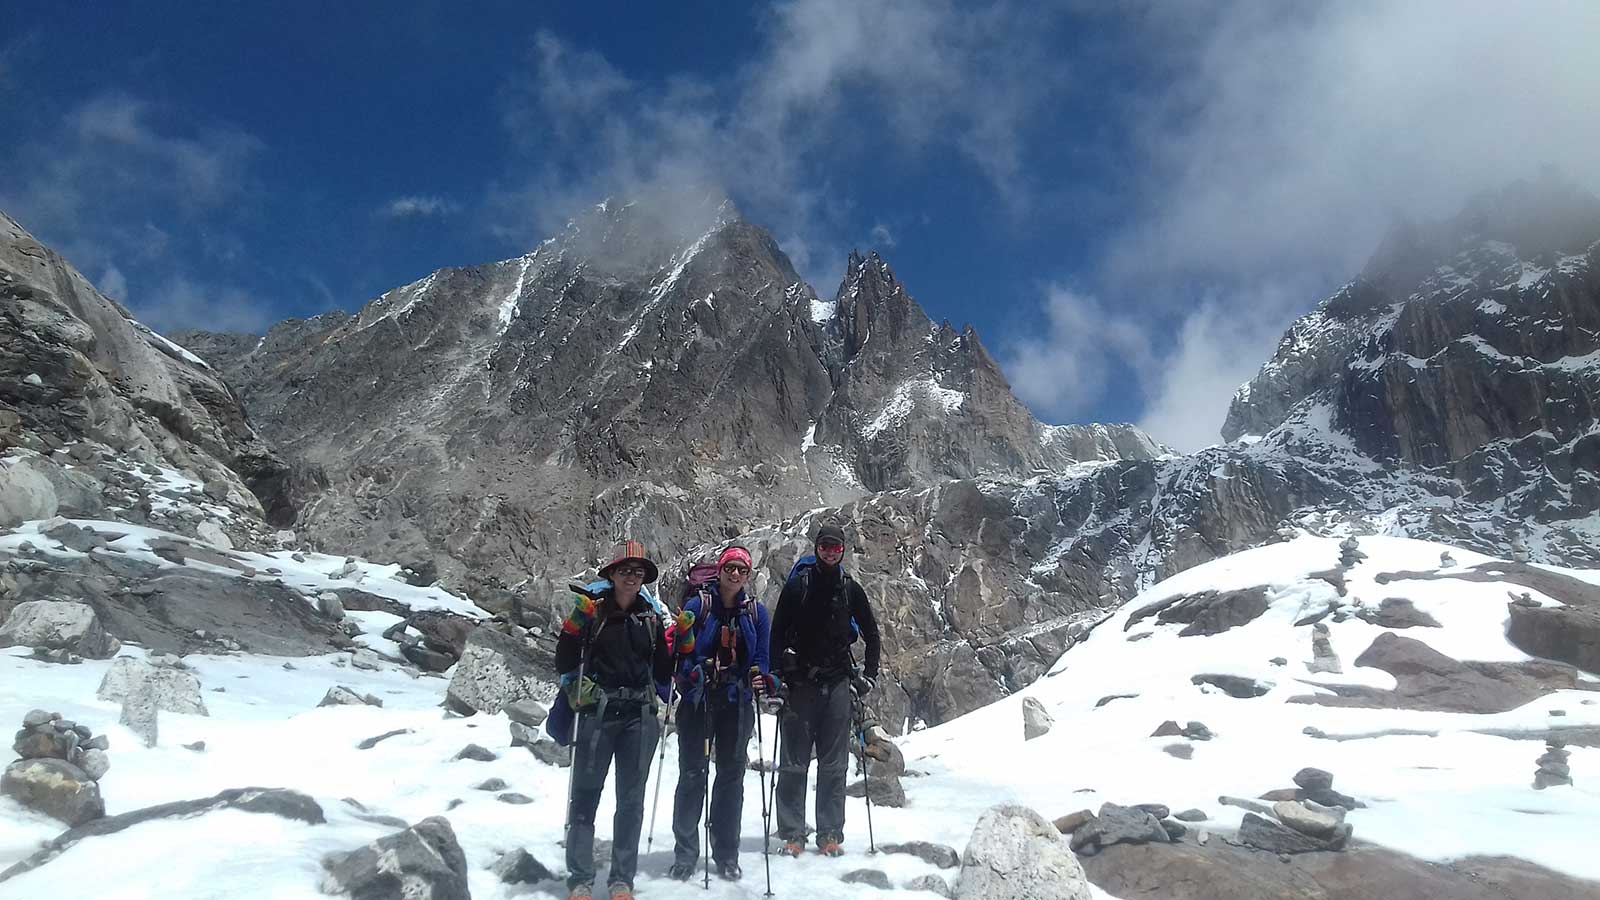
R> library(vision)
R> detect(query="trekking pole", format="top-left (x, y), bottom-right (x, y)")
top-left (703, 693), bottom-right (714, 890)
top-left (854, 691), bottom-right (877, 854)
top-left (750, 670), bottom-right (773, 897)
top-left (645, 690), bottom-right (677, 853)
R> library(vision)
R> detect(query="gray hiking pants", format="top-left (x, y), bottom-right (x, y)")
top-left (671, 691), bottom-right (755, 867)
top-left (566, 700), bottom-right (660, 891)
top-left (775, 677), bottom-right (852, 845)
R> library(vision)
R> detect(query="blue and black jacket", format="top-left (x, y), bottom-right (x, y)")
top-left (676, 579), bottom-right (774, 707)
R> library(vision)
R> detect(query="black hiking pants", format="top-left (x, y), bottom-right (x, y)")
top-left (672, 689), bottom-right (755, 867)
top-left (567, 699), bottom-right (660, 891)
top-left (775, 677), bottom-right (852, 845)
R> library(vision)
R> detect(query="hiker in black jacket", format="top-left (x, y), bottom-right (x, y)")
top-left (770, 523), bottom-right (881, 857)
top-left (556, 540), bottom-right (673, 900)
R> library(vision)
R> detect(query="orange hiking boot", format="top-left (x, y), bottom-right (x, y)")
top-left (820, 841), bottom-right (844, 857)
top-left (779, 841), bottom-right (805, 857)
top-left (607, 883), bottom-right (633, 900)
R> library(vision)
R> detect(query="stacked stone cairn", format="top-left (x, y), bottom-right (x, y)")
top-left (1, 709), bottom-right (109, 825)
top-left (1534, 740), bottom-right (1572, 789)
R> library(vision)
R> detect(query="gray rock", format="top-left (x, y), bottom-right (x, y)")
top-left (904, 874), bottom-right (954, 897)
top-left (1273, 800), bottom-right (1344, 840)
top-left (317, 593), bottom-right (345, 620)
top-left (1, 758), bottom-right (105, 826)
top-left (183, 741), bottom-right (206, 752)
top-left (1161, 819), bottom-right (1188, 841)
top-left (1162, 743), bottom-right (1193, 760)
top-left (356, 729), bottom-right (411, 750)
top-left (444, 627), bottom-right (550, 715)
top-left (842, 869), bottom-right (892, 890)
top-left (1174, 808), bottom-right (1208, 822)
top-left (319, 686), bottom-right (382, 708)
top-left (1358, 597), bottom-right (1441, 629)
top-left (957, 804), bottom-right (1091, 900)
top-left (0, 600), bottom-right (119, 659)
top-left (1053, 810), bottom-right (1094, 834)
top-left (504, 698), bottom-right (550, 727)
top-left (1236, 812), bottom-right (1343, 854)
top-left (78, 749), bottom-right (110, 781)
top-left (349, 649), bottom-right (383, 671)
top-left (473, 778), bottom-right (508, 792)
top-left (527, 736), bottom-right (571, 767)
top-left (508, 721), bottom-right (540, 747)
top-left (1022, 697), bottom-right (1054, 740)
top-left (97, 657), bottom-right (209, 715)
top-left (881, 840), bottom-right (960, 869)
top-left (0, 458), bottom-right (58, 527)
top-left (1134, 803), bottom-right (1170, 819)
top-left (846, 772), bottom-right (907, 807)
top-left (22, 709), bottom-right (52, 728)
top-left (83, 734), bottom-right (109, 751)
top-left (454, 743), bottom-right (497, 762)
top-left (119, 690), bottom-right (159, 748)
top-left (1308, 623), bottom-right (1343, 674)
top-left (1191, 674), bottom-right (1272, 698)
top-left (401, 644), bottom-right (454, 673)
top-left (320, 816), bottom-right (469, 900)
top-left (492, 847), bottom-right (555, 884)
top-left (1292, 768), bottom-right (1335, 792)
top-left (497, 792), bottom-right (533, 805)
top-left (1217, 796), bottom-right (1275, 817)
top-left (44, 521), bottom-right (105, 553)
top-left (1074, 803), bottom-right (1170, 855)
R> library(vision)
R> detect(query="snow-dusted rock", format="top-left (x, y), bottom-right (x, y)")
top-left (320, 815), bottom-right (469, 900)
top-left (1, 758), bottom-right (104, 826)
top-left (96, 657), bottom-right (208, 715)
top-left (1273, 800), bottom-right (1344, 840)
top-left (195, 520), bottom-right (232, 549)
top-left (0, 457), bottom-right (57, 526)
top-left (491, 847), bottom-right (554, 885)
top-left (881, 841), bottom-right (960, 869)
top-left (318, 686), bottom-right (382, 708)
top-left (956, 804), bottom-right (1092, 900)
top-left (0, 600), bottom-right (119, 659)
top-left (1022, 697), bottom-right (1054, 740)
top-left (445, 627), bottom-right (548, 715)
top-left (904, 874), bottom-right (953, 897)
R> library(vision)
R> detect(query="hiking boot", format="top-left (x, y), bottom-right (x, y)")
top-left (716, 859), bottom-right (743, 881)
top-left (607, 883), bottom-right (633, 900)
top-left (820, 841), bottom-right (844, 857)
top-left (779, 840), bottom-right (805, 858)
top-left (667, 862), bottom-right (695, 881)
top-left (568, 886), bottom-right (593, 900)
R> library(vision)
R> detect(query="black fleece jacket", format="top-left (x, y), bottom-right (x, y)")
top-left (771, 563), bottom-right (880, 683)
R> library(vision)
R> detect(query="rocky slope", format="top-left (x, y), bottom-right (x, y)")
top-left (176, 198), bottom-right (1164, 624)
top-left (0, 211), bottom-right (292, 541)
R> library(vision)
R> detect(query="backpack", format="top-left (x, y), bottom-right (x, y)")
top-left (544, 583), bottom-right (667, 747)
top-left (786, 555), bottom-right (861, 646)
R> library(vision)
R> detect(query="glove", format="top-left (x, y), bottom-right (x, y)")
top-left (851, 673), bottom-right (875, 698)
top-left (674, 609), bottom-right (698, 656)
top-left (678, 659), bottom-right (712, 694)
top-left (750, 667), bottom-right (777, 698)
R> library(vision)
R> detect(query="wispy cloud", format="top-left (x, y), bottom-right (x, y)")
top-left (490, 0), bottom-right (1061, 285)
top-left (1002, 285), bottom-right (1153, 422)
top-left (379, 194), bottom-right (458, 220)
top-left (869, 223), bottom-right (897, 250)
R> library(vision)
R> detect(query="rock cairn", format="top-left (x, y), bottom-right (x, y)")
top-left (1337, 537), bottom-right (1365, 569)
top-left (1510, 532), bottom-right (1530, 564)
top-left (1, 709), bottom-right (109, 825)
top-left (1534, 740), bottom-right (1572, 789)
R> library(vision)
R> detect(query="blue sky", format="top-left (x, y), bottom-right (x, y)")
top-left (3, 2), bottom-right (1597, 449)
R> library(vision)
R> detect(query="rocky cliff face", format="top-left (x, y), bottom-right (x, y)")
top-left (178, 200), bottom-right (1166, 627)
top-left (0, 211), bottom-right (290, 540)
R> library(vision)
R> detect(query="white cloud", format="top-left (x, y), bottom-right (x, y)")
top-left (132, 276), bottom-right (276, 336)
top-left (1006, 1), bottom-right (1600, 447)
top-left (490, 1), bottom-right (1058, 283)
top-left (379, 195), bottom-right (458, 220)
top-left (869, 223), bottom-right (897, 250)
top-left (1001, 285), bottom-right (1152, 422)
top-left (97, 265), bottom-right (128, 301)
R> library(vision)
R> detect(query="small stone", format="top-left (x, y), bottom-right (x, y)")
top-left (1021, 697), bottom-right (1054, 741)
top-left (840, 869), bottom-right (891, 890)
top-left (1053, 809), bottom-right (1095, 834)
top-left (903, 874), bottom-right (953, 898)
top-left (496, 792), bottom-right (533, 805)
top-left (183, 741), bottom-right (206, 752)
top-left (1174, 808), bottom-right (1207, 822)
top-left (504, 698), bottom-right (550, 727)
top-left (1258, 788), bottom-right (1300, 802)
top-left (79, 749), bottom-right (110, 781)
top-left (1151, 720), bottom-right (1184, 738)
top-left (492, 848), bottom-right (555, 885)
top-left (1273, 800), bottom-right (1343, 840)
top-left (1163, 743), bottom-right (1193, 760)
top-left (356, 729), bottom-right (411, 750)
top-left (454, 743), bottom-right (497, 762)
top-left (879, 841), bottom-right (959, 869)
top-left (1161, 819), bottom-right (1188, 840)
top-left (83, 734), bottom-right (109, 752)
top-left (1269, 657), bottom-right (1287, 666)
top-left (527, 736), bottom-right (571, 767)
top-left (1549, 710), bottom-right (1567, 717)
top-left (473, 778), bottom-right (508, 792)
top-left (23, 709), bottom-right (53, 728)
top-left (446, 799), bottom-right (464, 811)
top-left (1197, 829), bottom-right (1209, 846)
top-left (1134, 803), bottom-right (1170, 819)
top-left (1292, 767), bottom-right (1335, 792)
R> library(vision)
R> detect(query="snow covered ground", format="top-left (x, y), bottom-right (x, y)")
top-left (2, 535), bottom-right (1595, 898)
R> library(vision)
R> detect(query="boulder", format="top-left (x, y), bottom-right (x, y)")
top-left (842, 869), bottom-right (892, 890)
top-left (1292, 768), bottom-right (1334, 792)
top-left (1235, 812), bottom-right (1345, 854)
top-left (1163, 743), bottom-right (1193, 759)
top-left (1, 758), bottom-right (105, 826)
top-left (1054, 809), bottom-right (1095, 834)
top-left (1191, 674), bottom-right (1271, 698)
top-left (1358, 597), bottom-right (1441, 629)
top-left (527, 736), bottom-right (571, 767)
top-left (0, 457), bottom-right (58, 526)
top-left (956, 804), bottom-right (1092, 900)
top-left (0, 600), bottom-right (119, 659)
top-left (317, 592), bottom-right (345, 620)
top-left (1507, 599), bottom-right (1600, 675)
top-left (454, 743), bottom-right (497, 762)
top-left (492, 847), bottom-right (555, 884)
top-left (79, 749), bottom-right (110, 781)
top-left (96, 657), bottom-right (208, 715)
top-left (497, 792), bottom-right (533, 805)
top-left (445, 627), bottom-right (550, 715)
top-left (862, 736), bottom-right (906, 775)
top-left (320, 816), bottom-right (469, 900)
top-left (881, 840), bottom-right (961, 869)
top-left (401, 644), bottom-right (454, 673)
top-left (1127, 587), bottom-right (1271, 637)
top-left (1022, 697), bottom-right (1054, 740)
